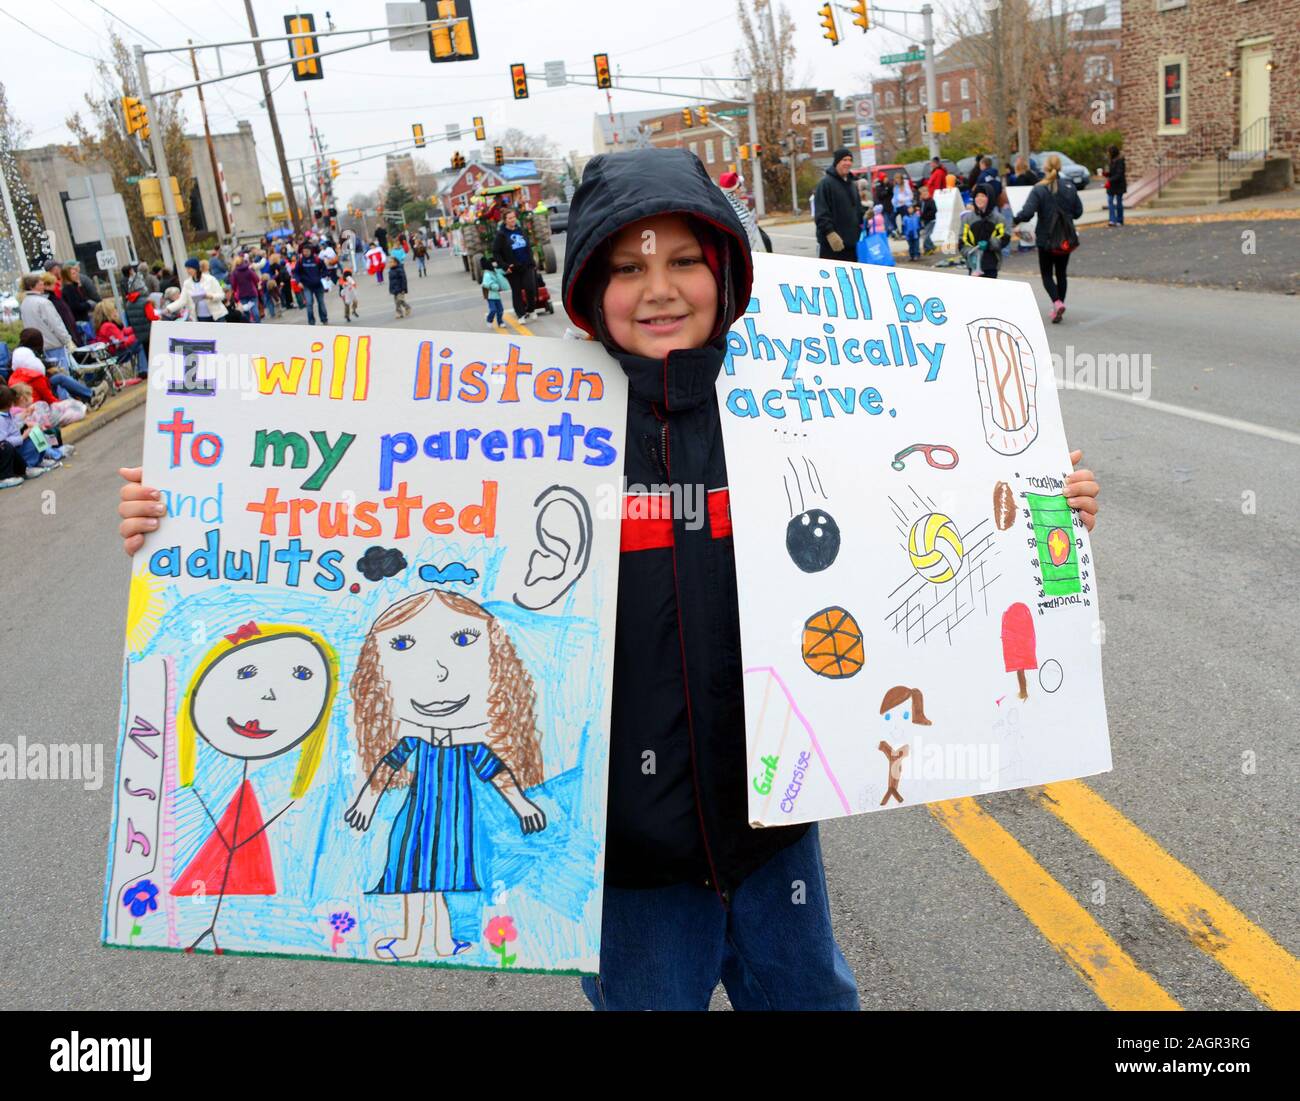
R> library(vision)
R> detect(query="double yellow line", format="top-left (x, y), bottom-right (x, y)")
top-left (932, 782), bottom-right (1300, 1010)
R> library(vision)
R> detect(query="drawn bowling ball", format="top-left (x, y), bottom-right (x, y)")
top-left (786, 509), bottom-right (841, 573)
top-left (802, 606), bottom-right (864, 679)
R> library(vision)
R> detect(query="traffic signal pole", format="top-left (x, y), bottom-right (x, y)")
top-left (844, 2), bottom-right (940, 159)
top-left (133, 43), bottom-right (187, 271)
top-left (243, 0), bottom-right (301, 234)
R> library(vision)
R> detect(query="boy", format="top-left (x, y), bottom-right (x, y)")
top-left (117, 148), bottom-right (1103, 1011)
top-left (918, 185), bottom-right (938, 255)
top-left (902, 205), bottom-right (922, 261)
top-left (481, 260), bottom-right (507, 328)
top-left (960, 184), bottom-right (1009, 278)
top-left (339, 268), bottom-right (359, 322)
top-left (388, 254), bottom-right (413, 319)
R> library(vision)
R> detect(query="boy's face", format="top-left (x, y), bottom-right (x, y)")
top-left (974, 192), bottom-right (988, 212)
top-left (602, 214), bottom-right (718, 359)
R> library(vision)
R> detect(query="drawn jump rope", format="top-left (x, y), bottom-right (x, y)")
top-left (891, 443), bottom-right (959, 472)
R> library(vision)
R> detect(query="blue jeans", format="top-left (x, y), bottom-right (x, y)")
top-left (907, 235), bottom-right (920, 260)
top-left (50, 373), bottom-right (93, 401)
top-left (1107, 190), bottom-right (1124, 225)
top-left (303, 285), bottom-right (328, 325)
top-left (416, 256), bottom-right (427, 276)
top-left (486, 298), bottom-right (504, 325)
top-left (581, 825), bottom-right (859, 1011)
top-left (239, 297), bottom-right (261, 323)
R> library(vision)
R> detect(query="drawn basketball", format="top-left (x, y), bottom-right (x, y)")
top-left (801, 606), bottom-right (864, 679)
top-left (993, 481), bottom-right (1016, 530)
top-left (907, 513), bottom-right (964, 584)
top-left (786, 509), bottom-right (841, 573)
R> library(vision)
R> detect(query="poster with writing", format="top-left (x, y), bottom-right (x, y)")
top-left (932, 187), bottom-right (964, 252)
top-left (721, 254), bottom-right (1110, 826)
top-left (103, 323), bottom-right (626, 974)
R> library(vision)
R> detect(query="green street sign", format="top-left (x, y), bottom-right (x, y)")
top-left (715, 108), bottom-right (749, 118)
top-left (125, 175), bottom-right (143, 184)
top-left (881, 49), bottom-right (925, 64)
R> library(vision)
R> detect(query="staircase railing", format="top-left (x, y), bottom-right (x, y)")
top-left (1218, 115), bottom-right (1273, 199)
top-left (1154, 123), bottom-right (1226, 198)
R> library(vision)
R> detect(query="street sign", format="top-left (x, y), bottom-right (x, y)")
top-left (931, 110), bottom-right (952, 134)
top-left (385, 3), bottom-right (428, 51)
top-left (715, 108), bottom-right (749, 118)
top-left (545, 60), bottom-right (567, 88)
top-left (125, 175), bottom-right (143, 185)
top-left (446, 122), bottom-right (461, 140)
top-left (96, 248), bottom-right (119, 270)
top-left (881, 49), bottom-right (925, 64)
top-left (854, 97), bottom-right (874, 121)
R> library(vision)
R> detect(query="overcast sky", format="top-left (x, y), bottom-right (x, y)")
top-left (3, 0), bottom-right (939, 196)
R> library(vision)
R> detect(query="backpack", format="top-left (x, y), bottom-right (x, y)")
top-left (1045, 184), bottom-right (1081, 256)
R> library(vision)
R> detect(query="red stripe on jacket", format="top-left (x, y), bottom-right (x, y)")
top-left (620, 488), bottom-right (731, 552)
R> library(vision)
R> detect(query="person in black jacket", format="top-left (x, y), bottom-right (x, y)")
top-left (1102, 144), bottom-right (1126, 227)
top-left (493, 208), bottom-right (538, 322)
top-left (812, 149), bottom-right (862, 261)
top-left (1013, 154), bottom-right (1084, 322)
top-left (562, 146), bottom-right (860, 1011)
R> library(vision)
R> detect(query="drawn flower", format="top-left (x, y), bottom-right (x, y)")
top-left (484, 915), bottom-right (518, 968)
top-left (329, 911), bottom-right (357, 934)
top-left (123, 879), bottom-right (159, 919)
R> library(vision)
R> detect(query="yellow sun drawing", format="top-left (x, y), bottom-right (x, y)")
top-left (125, 569), bottom-right (168, 654)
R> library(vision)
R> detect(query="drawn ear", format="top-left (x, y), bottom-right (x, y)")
top-left (513, 486), bottom-right (592, 611)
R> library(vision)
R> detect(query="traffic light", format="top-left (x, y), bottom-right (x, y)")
top-left (511, 63), bottom-right (529, 99)
top-left (850, 0), bottom-right (871, 31)
top-left (427, 0), bottom-right (479, 63)
top-left (285, 13), bottom-right (323, 80)
top-left (752, 143), bottom-right (763, 158)
top-left (739, 144), bottom-right (749, 160)
top-left (818, 3), bottom-right (840, 45)
top-left (594, 53), bottom-right (612, 89)
top-left (121, 96), bottom-right (149, 139)
top-left (473, 115), bottom-right (485, 141)
top-left (494, 146), bottom-right (504, 167)
top-left (682, 108), bottom-right (694, 128)
top-left (696, 107), bottom-right (710, 126)
top-left (412, 123), bottom-right (425, 148)
top-left (451, 151), bottom-right (466, 170)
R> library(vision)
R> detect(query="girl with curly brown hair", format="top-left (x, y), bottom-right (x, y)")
top-left (343, 588), bottom-right (547, 961)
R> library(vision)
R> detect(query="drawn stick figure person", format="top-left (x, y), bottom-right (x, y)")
top-left (345, 589), bottom-right (546, 962)
top-left (878, 742), bottom-right (910, 805)
top-left (171, 621), bottom-right (339, 954)
top-left (877, 685), bottom-right (930, 806)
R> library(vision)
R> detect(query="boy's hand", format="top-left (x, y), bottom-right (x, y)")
top-left (1065, 449), bottom-right (1100, 532)
top-left (118, 466), bottom-right (165, 557)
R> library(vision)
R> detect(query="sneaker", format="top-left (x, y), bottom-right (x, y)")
top-left (40, 457), bottom-right (62, 469)
top-left (0, 477), bottom-right (23, 490)
top-left (1050, 300), bottom-right (1065, 323)
top-left (24, 466), bottom-right (46, 479)
top-left (90, 383), bottom-right (109, 409)
top-left (59, 443), bottom-right (75, 457)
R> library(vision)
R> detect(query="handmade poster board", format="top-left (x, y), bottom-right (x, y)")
top-left (720, 253), bottom-right (1110, 826)
top-left (932, 187), bottom-right (964, 252)
top-left (103, 323), bottom-right (626, 974)
top-left (1005, 184), bottom-right (1038, 249)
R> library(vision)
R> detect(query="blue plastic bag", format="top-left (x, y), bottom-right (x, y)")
top-left (857, 230), bottom-right (895, 267)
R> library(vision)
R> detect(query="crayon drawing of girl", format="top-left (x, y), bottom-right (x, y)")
top-left (171, 621), bottom-right (338, 953)
top-left (345, 589), bottom-right (546, 961)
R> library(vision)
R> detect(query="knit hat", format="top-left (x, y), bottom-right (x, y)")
top-left (718, 171), bottom-right (740, 193)
top-left (831, 147), bottom-right (853, 165)
top-left (184, 258), bottom-right (200, 271)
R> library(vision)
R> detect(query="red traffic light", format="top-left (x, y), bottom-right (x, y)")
top-left (511, 63), bottom-right (529, 100)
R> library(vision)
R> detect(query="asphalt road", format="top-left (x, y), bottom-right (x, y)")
top-left (1, 237), bottom-right (1296, 1011)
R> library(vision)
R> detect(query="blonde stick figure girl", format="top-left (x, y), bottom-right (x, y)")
top-left (171, 621), bottom-right (338, 954)
top-left (344, 590), bottom-right (546, 961)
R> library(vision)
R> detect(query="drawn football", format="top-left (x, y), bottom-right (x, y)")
top-left (786, 509), bottom-right (841, 573)
top-left (993, 481), bottom-right (1016, 530)
top-left (908, 512), bottom-right (965, 584)
top-left (801, 606), bottom-right (865, 679)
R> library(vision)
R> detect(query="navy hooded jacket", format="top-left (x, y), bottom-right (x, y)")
top-left (562, 148), bottom-right (810, 899)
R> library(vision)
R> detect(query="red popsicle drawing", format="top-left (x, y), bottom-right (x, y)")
top-left (1001, 602), bottom-right (1038, 700)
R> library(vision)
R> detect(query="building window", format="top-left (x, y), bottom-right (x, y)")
top-left (1158, 54), bottom-right (1188, 134)
top-left (811, 126), bottom-right (829, 152)
top-left (961, 108), bottom-right (971, 123)
top-left (906, 89), bottom-right (914, 104)
top-left (1084, 56), bottom-right (1112, 83)
top-left (722, 137), bottom-right (732, 160)
top-left (885, 90), bottom-right (895, 107)
top-left (941, 80), bottom-right (950, 102)
top-left (960, 78), bottom-right (970, 100)
top-left (841, 126), bottom-right (856, 148)
top-left (920, 87), bottom-right (927, 106)
top-left (689, 141), bottom-right (698, 159)
top-left (1155, 0), bottom-right (1187, 10)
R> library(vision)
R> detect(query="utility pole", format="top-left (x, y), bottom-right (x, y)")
top-left (921, 4), bottom-right (939, 159)
top-left (243, 0), bottom-right (301, 233)
top-left (134, 43), bottom-right (187, 271)
top-left (745, 82), bottom-right (766, 218)
top-left (189, 41), bottom-right (230, 237)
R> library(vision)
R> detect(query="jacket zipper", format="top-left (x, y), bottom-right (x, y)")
top-left (655, 402), bottom-right (729, 910)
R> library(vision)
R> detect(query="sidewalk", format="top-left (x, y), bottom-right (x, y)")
top-left (62, 379), bottom-right (149, 445)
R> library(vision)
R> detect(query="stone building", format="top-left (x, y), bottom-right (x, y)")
top-left (1119, 0), bottom-right (1295, 202)
top-left (187, 121), bottom-right (268, 237)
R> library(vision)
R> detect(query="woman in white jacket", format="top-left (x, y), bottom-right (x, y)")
top-left (168, 258), bottom-right (227, 321)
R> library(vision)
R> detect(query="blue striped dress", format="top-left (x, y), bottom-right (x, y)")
top-left (368, 737), bottom-right (503, 894)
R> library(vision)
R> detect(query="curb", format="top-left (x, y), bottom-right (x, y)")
top-left (63, 383), bottom-right (148, 445)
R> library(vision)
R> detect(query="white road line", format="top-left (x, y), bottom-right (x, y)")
top-left (1066, 385), bottom-right (1300, 446)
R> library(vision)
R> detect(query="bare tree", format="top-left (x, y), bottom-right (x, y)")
top-left (734, 0), bottom-right (798, 209)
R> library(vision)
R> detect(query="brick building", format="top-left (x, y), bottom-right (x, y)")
top-left (1119, 0), bottom-right (1295, 195)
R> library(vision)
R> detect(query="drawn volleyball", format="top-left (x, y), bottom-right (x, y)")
top-left (907, 512), bottom-right (965, 584)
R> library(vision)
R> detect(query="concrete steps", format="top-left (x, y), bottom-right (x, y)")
top-left (1144, 154), bottom-right (1287, 209)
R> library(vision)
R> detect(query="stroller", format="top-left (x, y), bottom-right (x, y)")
top-left (532, 271), bottom-right (555, 316)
